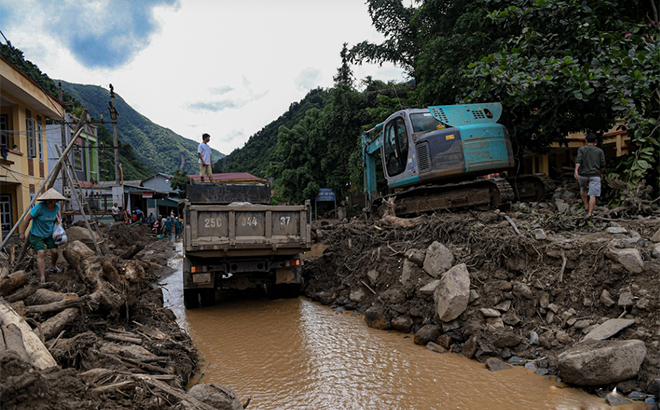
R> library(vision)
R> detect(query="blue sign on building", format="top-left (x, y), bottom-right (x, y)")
top-left (316, 188), bottom-right (335, 202)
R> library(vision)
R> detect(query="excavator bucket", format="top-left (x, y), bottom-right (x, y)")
top-left (428, 103), bottom-right (502, 127)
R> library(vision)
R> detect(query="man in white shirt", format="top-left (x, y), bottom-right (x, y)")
top-left (111, 202), bottom-right (119, 221)
top-left (197, 133), bottom-right (214, 182)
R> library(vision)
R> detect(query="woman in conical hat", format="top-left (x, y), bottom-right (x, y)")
top-left (18, 188), bottom-right (67, 282)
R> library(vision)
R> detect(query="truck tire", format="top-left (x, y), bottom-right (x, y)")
top-left (183, 289), bottom-right (201, 309)
top-left (199, 289), bottom-right (215, 307)
top-left (267, 283), bottom-right (300, 300)
top-left (184, 289), bottom-right (216, 309)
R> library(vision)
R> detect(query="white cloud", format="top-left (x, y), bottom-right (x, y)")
top-left (1, 0), bottom-right (405, 157)
top-left (295, 68), bottom-right (322, 91)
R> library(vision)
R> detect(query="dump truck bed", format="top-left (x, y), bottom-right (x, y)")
top-left (183, 202), bottom-right (312, 257)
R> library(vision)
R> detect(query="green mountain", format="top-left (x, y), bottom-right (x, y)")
top-left (59, 80), bottom-right (223, 175)
top-left (217, 88), bottom-right (327, 177)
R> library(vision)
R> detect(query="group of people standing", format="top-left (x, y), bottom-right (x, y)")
top-left (153, 213), bottom-right (182, 241)
top-left (110, 203), bottom-right (182, 240)
top-left (110, 203), bottom-right (145, 225)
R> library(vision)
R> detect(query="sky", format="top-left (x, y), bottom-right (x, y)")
top-left (0, 0), bottom-right (406, 155)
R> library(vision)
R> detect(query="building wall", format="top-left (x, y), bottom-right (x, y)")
top-left (0, 56), bottom-right (64, 240)
top-left (142, 174), bottom-right (173, 193)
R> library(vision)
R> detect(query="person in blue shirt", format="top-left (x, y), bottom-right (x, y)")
top-left (135, 208), bottom-right (143, 224)
top-left (18, 188), bottom-right (66, 283)
top-left (164, 217), bottom-right (173, 241)
top-left (174, 217), bottom-right (182, 240)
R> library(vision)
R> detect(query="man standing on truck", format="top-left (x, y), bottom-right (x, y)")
top-left (574, 133), bottom-right (606, 217)
top-left (197, 133), bottom-right (214, 182)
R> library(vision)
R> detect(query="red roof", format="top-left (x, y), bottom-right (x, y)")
top-left (188, 172), bottom-right (266, 183)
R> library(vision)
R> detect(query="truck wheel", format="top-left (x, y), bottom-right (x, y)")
top-left (183, 290), bottom-right (201, 309)
top-left (279, 284), bottom-right (300, 299)
top-left (267, 283), bottom-right (300, 299)
top-left (199, 289), bottom-right (216, 307)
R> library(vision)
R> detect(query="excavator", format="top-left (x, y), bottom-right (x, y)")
top-left (361, 102), bottom-right (554, 216)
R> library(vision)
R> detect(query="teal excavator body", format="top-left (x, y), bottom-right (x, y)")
top-left (362, 103), bottom-right (552, 214)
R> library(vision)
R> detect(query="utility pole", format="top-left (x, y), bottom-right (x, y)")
top-left (58, 83), bottom-right (70, 213)
top-left (108, 84), bottom-right (119, 186)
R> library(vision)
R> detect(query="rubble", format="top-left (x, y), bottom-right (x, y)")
top-left (0, 223), bottom-right (230, 409)
top-left (304, 195), bottom-right (660, 400)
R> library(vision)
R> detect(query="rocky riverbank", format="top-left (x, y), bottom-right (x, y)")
top-left (303, 190), bottom-right (660, 408)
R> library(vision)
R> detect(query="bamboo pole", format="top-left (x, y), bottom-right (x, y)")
top-left (1, 113), bottom-right (87, 250)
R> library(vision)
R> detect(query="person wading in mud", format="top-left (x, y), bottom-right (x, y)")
top-left (18, 188), bottom-right (66, 283)
top-left (574, 133), bottom-right (606, 216)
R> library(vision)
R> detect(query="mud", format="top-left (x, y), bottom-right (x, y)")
top-left (304, 193), bottom-right (660, 405)
top-left (0, 223), bottom-right (200, 409)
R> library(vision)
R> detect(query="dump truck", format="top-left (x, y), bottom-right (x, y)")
top-left (182, 181), bottom-right (312, 308)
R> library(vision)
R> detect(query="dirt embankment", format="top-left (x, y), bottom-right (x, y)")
top-left (0, 223), bottom-right (228, 410)
top-left (304, 197), bottom-right (660, 405)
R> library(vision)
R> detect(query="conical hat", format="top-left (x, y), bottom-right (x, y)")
top-left (37, 188), bottom-right (67, 201)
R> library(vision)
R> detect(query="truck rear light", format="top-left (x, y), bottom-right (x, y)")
top-left (191, 266), bottom-right (203, 273)
top-left (290, 259), bottom-right (300, 266)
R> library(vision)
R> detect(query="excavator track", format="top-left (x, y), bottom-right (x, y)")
top-left (374, 178), bottom-right (515, 217)
top-left (506, 173), bottom-right (556, 202)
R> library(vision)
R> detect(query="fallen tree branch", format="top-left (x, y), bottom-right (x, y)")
top-left (361, 280), bottom-right (377, 295)
top-left (104, 333), bottom-right (143, 345)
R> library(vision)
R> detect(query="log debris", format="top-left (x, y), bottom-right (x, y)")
top-left (0, 270), bottom-right (27, 296)
top-left (25, 295), bottom-right (90, 314)
top-left (0, 298), bottom-right (57, 369)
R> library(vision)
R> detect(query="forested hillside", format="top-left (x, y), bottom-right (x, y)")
top-left (216, 88), bottom-right (327, 177)
top-left (0, 44), bottom-right (150, 180)
top-left (59, 81), bottom-right (223, 175)
top-left (256, 1), bottom-right (657, 204)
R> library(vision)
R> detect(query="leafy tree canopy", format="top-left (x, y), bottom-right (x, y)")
top-left (170, 169), bottom-right (192, 197)
top-left (465, 0), bottom-right (658, 188)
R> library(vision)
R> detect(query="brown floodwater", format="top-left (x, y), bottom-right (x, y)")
top-left (161, 243), bottom-right (648, 410)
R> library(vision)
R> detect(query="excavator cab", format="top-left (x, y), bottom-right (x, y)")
top-left (362, 103), bottom-right (531, 213)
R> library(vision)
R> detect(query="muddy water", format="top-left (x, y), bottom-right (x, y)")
top-left (161, 243), bottom-right (628, 410)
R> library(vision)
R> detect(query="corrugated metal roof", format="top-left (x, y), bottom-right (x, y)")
top-left (187, 172), bottom-right (266, 183)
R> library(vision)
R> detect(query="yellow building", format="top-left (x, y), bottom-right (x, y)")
top-left (0, 54), bottom-right (65, 240)
top-left (524, 126), bottom-right (631, 177)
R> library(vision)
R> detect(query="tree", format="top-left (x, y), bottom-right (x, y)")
top-left (267, 109), bottom-right (326, 204)
top-left (334, 43), bottom-right (354, 86)
top-left (465, 0), bottom-right (659, 190)
top-left (170, 170), bottom-right (192, 197)
top-left (348, 0), bottom-right (421, 81)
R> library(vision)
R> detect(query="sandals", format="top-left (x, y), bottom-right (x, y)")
top-left (49, 267), bottom-right (61, 274)
top-left (40, 278), bottom-right (46, 284)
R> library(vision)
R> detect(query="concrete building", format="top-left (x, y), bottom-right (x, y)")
top-left (0, 54), bottom-right (65, 241)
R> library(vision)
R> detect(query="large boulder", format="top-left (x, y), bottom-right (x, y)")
top-left (391, 316), bottom-right (413, 333)
top-left (414, 324), bottom-right (441, 345)
top-left (433, 263), bottom-right (470, 322)
top-left (423, 241), bottom-right (454, 278)
top-left (605, 240), bottom-right (645, 274)
top-left (557, 339), bottom-right (647, 386)
top-left (364, 307), bottom-right (390, 330)
top-left (184, 383), bottom-right (242, 410)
